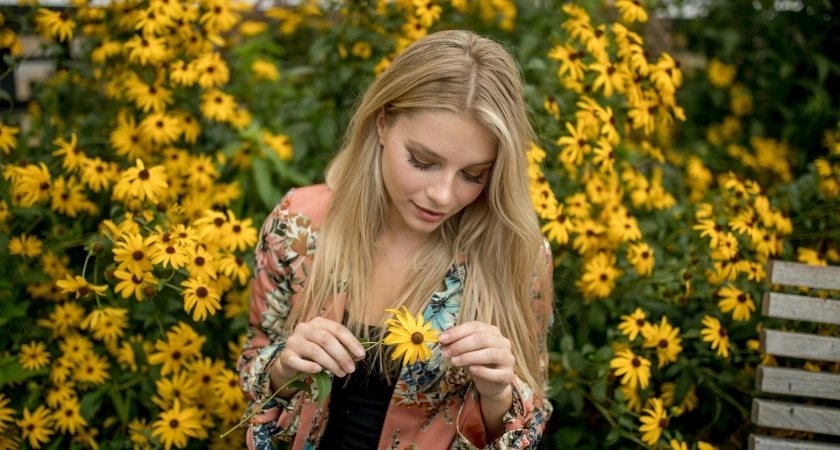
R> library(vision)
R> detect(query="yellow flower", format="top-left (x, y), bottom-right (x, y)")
top-left (52, 396), bottom-right (87, 434)
top-left (615, 0), bottom-right (648, 23)
top-left (669, 439), bottom-right (688, 450)
top-left (114, 269), bottom-right (157, 301)
top-left (151, 399), bottom-right (203, 450)
top-left (180, 275), bottom-right (222, 321)
top-left (717, 285), bottom-right (755, 321)
top-left (627, 242), bottom-right (654, 276)
top-left (617, 308), bottom-right (647, 340)
top-left (113, 233), bottom-right (156, 276)
top-left (698, 443), bottom-right (719, 450)
top-left (642, 316), bottom-right (682, 368)
top-left (541, 204), bottom-right (573, 245)
top-left (707, 58), bottom-right (736, 88)
top-left (0, 124), bottom-right (20, 154)
top-left (251, 59), bottom-right (279, 81)
top-left (193, 52), bottom-right (230, 89)
top-left (557, 121), bottom-right (592, 166)
top-left (700, 315), bottom-right (730, 358)
top-left (56, 275), bottom-right (108, 299)
top-left (19, 340), bottom-right (50, 370)
top-left (383, 305), bottom-right (439, 366)
top-left (123, 34), bottom-right (167, 65)
top-left (660, 382), bottom-right (698, 412)
top-left (0, 393), bottom-right (14, 431)
top-left (35, 8), bottom-right (76, 42)
top-left (113, 159), bottom-right (169, 204)
top-left (16, 406), bottom-right (54, 449)
top-left (412, 0), bottom-right (441, 27)
top-left (575, 252), bottom-right (622, 300)
top-left (639, 397), bottom-right (668, 446)
top-left (609, 349), bottom-right (651, 389)
top-left (9, 233), bottom-right (44, 258)
top-left (200, 89), bottom-right (237, 123)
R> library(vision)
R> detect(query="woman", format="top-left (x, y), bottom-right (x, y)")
top-left (237, 29), bottom-right (555, 450)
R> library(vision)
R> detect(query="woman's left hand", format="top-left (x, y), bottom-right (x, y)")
top-left (439, 321), bottom-right (515, 399)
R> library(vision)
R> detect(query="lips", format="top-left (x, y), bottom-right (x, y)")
top-left (415, 204), bottom-right (444, 215)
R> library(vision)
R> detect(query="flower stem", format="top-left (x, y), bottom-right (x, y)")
top-left (81, 252), bottom-right (92, 278)
top-left (220, 372), bottom-right (304, 439)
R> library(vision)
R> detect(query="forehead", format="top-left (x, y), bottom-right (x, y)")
top-left (395, 110), bottom-right (498, 164)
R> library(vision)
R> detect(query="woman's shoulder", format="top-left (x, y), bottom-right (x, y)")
top-left (282, 183), bottom-right (332, 229)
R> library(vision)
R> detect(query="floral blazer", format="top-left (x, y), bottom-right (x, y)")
top-left (236, 184), bottom-right (555, 450)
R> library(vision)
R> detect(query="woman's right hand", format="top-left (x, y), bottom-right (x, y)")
top-left (272, 317), bottom-right (366, 385)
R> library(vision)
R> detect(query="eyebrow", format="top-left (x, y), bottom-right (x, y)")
top-left (406, 139), bottom-right (495, 168)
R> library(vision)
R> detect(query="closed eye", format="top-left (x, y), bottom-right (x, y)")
top-left (407, 154), bottom-right (486, 184)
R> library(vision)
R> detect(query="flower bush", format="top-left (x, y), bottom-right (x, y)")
top-left (0, 0), bottom-right (838, 449)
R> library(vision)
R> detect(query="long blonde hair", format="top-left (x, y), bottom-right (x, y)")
top-left (284, 29), bottom-right (553, 395)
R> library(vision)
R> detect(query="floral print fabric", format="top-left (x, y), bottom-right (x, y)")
top-left (236, 184), bottom-right (554, 450)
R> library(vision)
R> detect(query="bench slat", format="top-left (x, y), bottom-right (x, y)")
top-left (749, 434), bottom-right (840, 450)
top-left (756, 366), bottom-right (840, 401)
top-left (752, 399), bottom-right (840, 436)
top-left (760, 329), bottom-right (840, 362)
top-left (762, 292), bottom-right (840, 326)
top-left (767, 260), bottom-right (840, 291)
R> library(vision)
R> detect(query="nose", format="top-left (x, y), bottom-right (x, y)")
top-left (426, 174), bottom-right (455, 210)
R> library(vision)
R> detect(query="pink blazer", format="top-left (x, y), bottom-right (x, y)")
top-left (236, 184), bottom-right (554, 450)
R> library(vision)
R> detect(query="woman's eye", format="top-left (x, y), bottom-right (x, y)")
top-left (462, 172), bottom-right (485, 184)
top-left (407, 154), bottom-right (432, 171)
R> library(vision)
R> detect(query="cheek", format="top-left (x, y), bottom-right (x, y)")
top-left (455, 183), bottom-right (485, 208)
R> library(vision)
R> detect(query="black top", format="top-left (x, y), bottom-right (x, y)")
top-left (317, 325), bottom-right (395, 449)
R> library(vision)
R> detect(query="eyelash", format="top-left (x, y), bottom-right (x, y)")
top-left (406, 154), bottom-right (486, 184)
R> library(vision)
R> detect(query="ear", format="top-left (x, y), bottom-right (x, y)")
top-left (375, 107), bottom-right (387, 147)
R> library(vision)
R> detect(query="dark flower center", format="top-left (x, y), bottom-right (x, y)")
top-left (411, 332), bottom-right (424, 345)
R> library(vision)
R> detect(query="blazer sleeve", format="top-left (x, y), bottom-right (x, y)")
top-left (454, 238), bottom-right (555, 449)
top-left (236, 189), bottom-right (307, 449)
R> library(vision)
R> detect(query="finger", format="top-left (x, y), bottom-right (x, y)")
top-left (450, 347), bottom-right (513, 368)
top-left (296, 338), bottom-right (347, 377)
top-left (283, 351), bottom-right (323, 375)
top-left (301, 324), bottom-right (357, 375)
top-left (316, 318), bottom-right (366, 359)
top-left (468, 365), bottom-right (514, 384)
top-left (439, 321), bottom-right (499, 345)
top-left (442, 332), bottom-right (507, 358)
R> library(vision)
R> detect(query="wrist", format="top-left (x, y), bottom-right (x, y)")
top-left (480, 384), bottom-right (513, 402)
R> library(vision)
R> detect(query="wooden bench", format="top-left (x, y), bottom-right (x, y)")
top-left (750, 260), bottom-right (840, 450)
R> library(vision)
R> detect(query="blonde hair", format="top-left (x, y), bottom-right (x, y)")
top-left (284, 29), bottom-right (553, 395)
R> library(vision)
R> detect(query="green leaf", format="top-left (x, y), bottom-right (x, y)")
top-left (79, 385), bottom-right (109, 420)
top-left (814, 53), bottom-right (830, 85)
top-left (569, 389), bottom-right (584, 413)
top-left (252, 159), bottom-right (281, 209)
top-left (312, 371), bottom-right (332, 407)
top-left (0, 356), bottom-right (48, 386)
top-left (0, 88), bottom-right (11, 104)
top-left (0, 301), bottom-right (29, 329)
top-left (287, 380), bottom-right (312, 396)
top-left (591, 378), bottom-right (607, 402)
top-left (110, 388), bottom-right (132, 425)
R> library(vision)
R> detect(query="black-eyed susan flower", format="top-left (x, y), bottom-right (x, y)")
top-left (80, 156), bottom-right (115, 193)
top-left (717, 285), bottom-right (755, 321)
top-left (639, 397), bottom-right (668, 446)
top-left (251, 59), bottom-right (279, 81)
top-left (669, 439), bottom-right (688, 450)
top-left (218, 253), bottom-right (249, 285)
top-left (52, 397), bottom-right (86, 435)
top-left (0, 124), bottom-right (20, 154)
top-left (0, 393), bottom-right (14, 431)
top-left (200, 89), bottom-right (237, 123)
top-left (223, 210), bottom-right (257, 252)
top-left (109, 115), bottom-right (147, 160)
top-left (123, 34), bottom-right (167, 65)
top-left (74, 354), bottom-right (111, 385)
top-left (185, 246), bottom-right (219, 280)
top-left (150, 240), bottom-right (190, 270)
top-left (383, 305), bottom-right (439, 366)
top-left (575, 252), bottom-right (622, 300)
top-left (698, 442), bottom-right (720, 450)
top-left (193, 52), bottom-right (230, 88)
top-left (56, 275), bottom-right (108, 299)
top-left (180, 275), bottom-right (222, 321)
top-left (113, 233), bottom-right (156, 276)
top-left (19, 340), bottom-right (50, 370)
top-left (557, 120), bottom-right (592, 167)
top-left (617, 307), bottom-right (647, 340)
top-left (35, 8), bottom-right (76, 42)
top-left (128, 418), bottom-right (151, 448)
top-left (51, 133), bottom-right (84, 172)
top-left (707, 58), bottom-right (736, 88)
top-left (615, 0), bottom-right (648, 23)
top-left (660, 382), bottom-right (698, 413)
top-left (412, 0), bottom-right (441, 27)
top-left (700, 315), bottom-right (730, 358)
top-left (16, 405), bottom-right (54, 449)
top-left (152, 371), bottom-right (199, 410)
top-left (112, 159), bottom-right (169, 203)
top-left (114, 269), bottom-right (157, 301)
top-left (151, 399), bottom-right (202, 450)
top-left (8, 233), bottom-right (44, 258)
top-left (139, 112), bottom-right (182, 146)
top-left (642, 316), bottom-right (682, 368)
top-left (610, 349), bottom-right (651, 389)
top-left (541, 204), bottom-right (574, 246)
top-left (627, 242), bottom-right (654, 276)
top-left (618, 385), bottom-right (642, 413)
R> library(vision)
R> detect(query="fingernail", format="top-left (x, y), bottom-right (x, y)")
top-left (337, 369), bottom-right (346, 377)
top-left (345, 363), bottom-right (355, 373)
top-left (440, 333), bottom-right (449, 342)
top-left (452, 356), bottom-right (460, 365)
top-left (355, 347), bottom-right (365, 357)
top-left (314, 365), bottom-right (322, 372)
top-left (442, 348), bottom-right (451, 358)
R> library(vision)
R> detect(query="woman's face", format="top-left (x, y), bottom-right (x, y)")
top-left (376, 108), bottom-right (498, 239)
